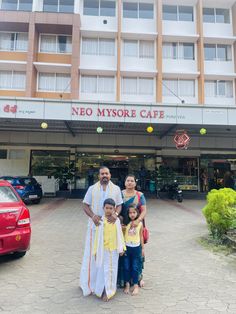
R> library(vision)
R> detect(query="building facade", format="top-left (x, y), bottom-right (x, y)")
top-left (0, 0), bottom-right (236, 193)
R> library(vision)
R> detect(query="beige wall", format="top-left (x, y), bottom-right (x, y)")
top-left (197, 0), bottom-right (205, 105)
top-left (156, 0), bottom-right (163, 103)
top-left (35, 92), bottom-right (71, 99)
top-left (37, 53), bottom-right (71, 64)
top-left (0, 90), bottom-right (25, 97)
top-left (0, 52), bottom-right (27, 61)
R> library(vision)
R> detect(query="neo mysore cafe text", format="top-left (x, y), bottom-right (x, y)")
top-left (72, 107), bottom-right (165, 119)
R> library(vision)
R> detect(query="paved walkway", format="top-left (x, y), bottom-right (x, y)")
top-left (0, 198), bottom-right (236, 314)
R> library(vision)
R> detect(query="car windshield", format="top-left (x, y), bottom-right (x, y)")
top-left (19, 178), bottom-right (37, 186)
top-left (0, 178), bottom-right (14, 184)
top-left (0, 186), bottom-right (19, 203)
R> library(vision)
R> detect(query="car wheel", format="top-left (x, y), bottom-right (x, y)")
top-left (32, 199), bottom-right (41, 204)
top-left (12, 251), bottom-right (26, 259)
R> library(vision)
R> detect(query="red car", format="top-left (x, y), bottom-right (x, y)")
top-left (0, 180), bottom-right (31, 258)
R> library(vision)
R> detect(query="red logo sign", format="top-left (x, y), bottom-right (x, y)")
top-left (3, 104), bottom-right (17, 114)
top-left (174, 130), bottom-right (190, 150)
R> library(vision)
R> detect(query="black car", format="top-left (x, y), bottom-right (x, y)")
top-left (0, 176), bottom-right (43, 204)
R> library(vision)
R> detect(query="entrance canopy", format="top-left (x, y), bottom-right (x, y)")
top-left (1, 118), bottom-right (236, 139)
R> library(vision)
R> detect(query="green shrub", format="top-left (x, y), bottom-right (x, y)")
top-left (202, 188), bottom-right (236, 241)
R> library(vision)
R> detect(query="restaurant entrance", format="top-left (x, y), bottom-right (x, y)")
top-left (75, 152), bottom-right (156, 190)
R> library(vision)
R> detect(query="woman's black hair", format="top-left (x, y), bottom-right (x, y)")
top-left (103, 198), bottom-right (115, 207)
top-left (127, 203), bottom-right (140, 218)
top-left (125, 174), bottom-right (136, 181)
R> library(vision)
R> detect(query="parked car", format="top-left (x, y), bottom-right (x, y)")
top-left (0, 176), bottom-right (42, 204)
top-left (0, 180), bottom-right (31, 258)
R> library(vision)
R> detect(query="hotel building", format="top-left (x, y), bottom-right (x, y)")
top-left (0, 0), bottom-right (236, 193)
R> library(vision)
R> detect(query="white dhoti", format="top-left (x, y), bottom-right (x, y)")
top-left (80, 219), bottom-right (97, 296)
top-left (79, 181), bottom-right (123, 296)
top-left (94, 250), bottom-right (119, 299)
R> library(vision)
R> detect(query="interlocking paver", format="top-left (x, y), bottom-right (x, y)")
top-left (0, 198), bottom-right (236, 313)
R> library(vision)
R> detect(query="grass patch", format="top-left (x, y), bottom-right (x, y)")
top-left (198, 235), bottom-right (235, 256)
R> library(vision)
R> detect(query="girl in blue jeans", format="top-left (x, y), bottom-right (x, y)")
top-left (123, 204), bottom-right (144, 296)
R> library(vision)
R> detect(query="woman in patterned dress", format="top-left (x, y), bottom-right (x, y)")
top-left (117, 174), bottom-right (147, 288)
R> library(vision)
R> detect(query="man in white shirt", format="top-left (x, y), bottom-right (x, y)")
top-left (80, 166), bottom-right (123, 296)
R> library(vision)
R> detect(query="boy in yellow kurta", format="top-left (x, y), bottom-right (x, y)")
top-left (93, 198), bottom-right (126, 301)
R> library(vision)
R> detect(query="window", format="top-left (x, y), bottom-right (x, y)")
top-left (0, 71), bottom-right (26, 90)
top-left (0, 186), bottom-right (18, 203)
top-left (216, 8), bottom-right (230, 23)
top-left (9, 149), bottom-right (25, 159)
top-left (43, 0), bottom-right (74, 13)
top-left (59, 0), bottom-right (74, 13)
top-left (217, 45), bottom-right (232, 61)
top-left (204, 44), bottom-right (216, 60)
top-left (139, 78), bottom-right (153, 95)
top-left (163, 42), bottom-right (194, 60)
top-left (179, 80), bottom-right (195, 96)
top-left (123, 2), bottom-right (138, 18)
top-left (203, 8), bottom-right (214, 23)
top-left (122, 77), bottom-right (154, 95)
top-left (100, 0), bottom-right (115, 16)
top-left (178, 6), bottom-right (193, 22)
top-left (40, 34), bottom-right (72, 53)
top-left (139, 40), bottom-right (154, 58)
top-left (0, 0), bottom-right (32, 10)
top-left (84, 0), bottom-right (99, 15)
top-left (163, 5), bottom-right (193, 21)
top-left (139, 3), bottom-right (153, 19)
top-left (58, 35), bottom-right (72, 53)
top-left (0, 150), bottom-right (7, 159)
top-left (82, 37), bottom-right (115, 56)
top-left (163, 43), bottom-right (177, 59)
top-left (81, 75), bottom-right (115, 94)
top-left (19, 0), bottom-right (32, 10)
top-left (99, 38), bottom-right (115, 55)
top-left (123, 2), bottom-right (153, 19)
top-left (123, 40), bottom-right (154, 59)
top-left (1, 0), bottom-right (33, 11)
top-left (181, 43), bottom-right (194, 60)
top-left (124, 40), bottom-right (138, 57)
top-left (163, 79), bottom-right (195, 97)
top-left (204, 44), bottom-right (232, 61)
top-left (163, 5), bottom-right (177, 20)
top-left (203, 8), bottom-right (230, 24)
top-left (38, 73), bottom-right (70, 92)
top-left (0, 32), bottom-right (28, 51)
top-left (84, 0), bottom-right (115, 16)
top-left (1, 0), bottom-right (17, 10)
top-left (205, 80), bottom-right (233, 98)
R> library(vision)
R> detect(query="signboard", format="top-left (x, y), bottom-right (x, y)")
top-left (0, 99), bottom-right (235, 126)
